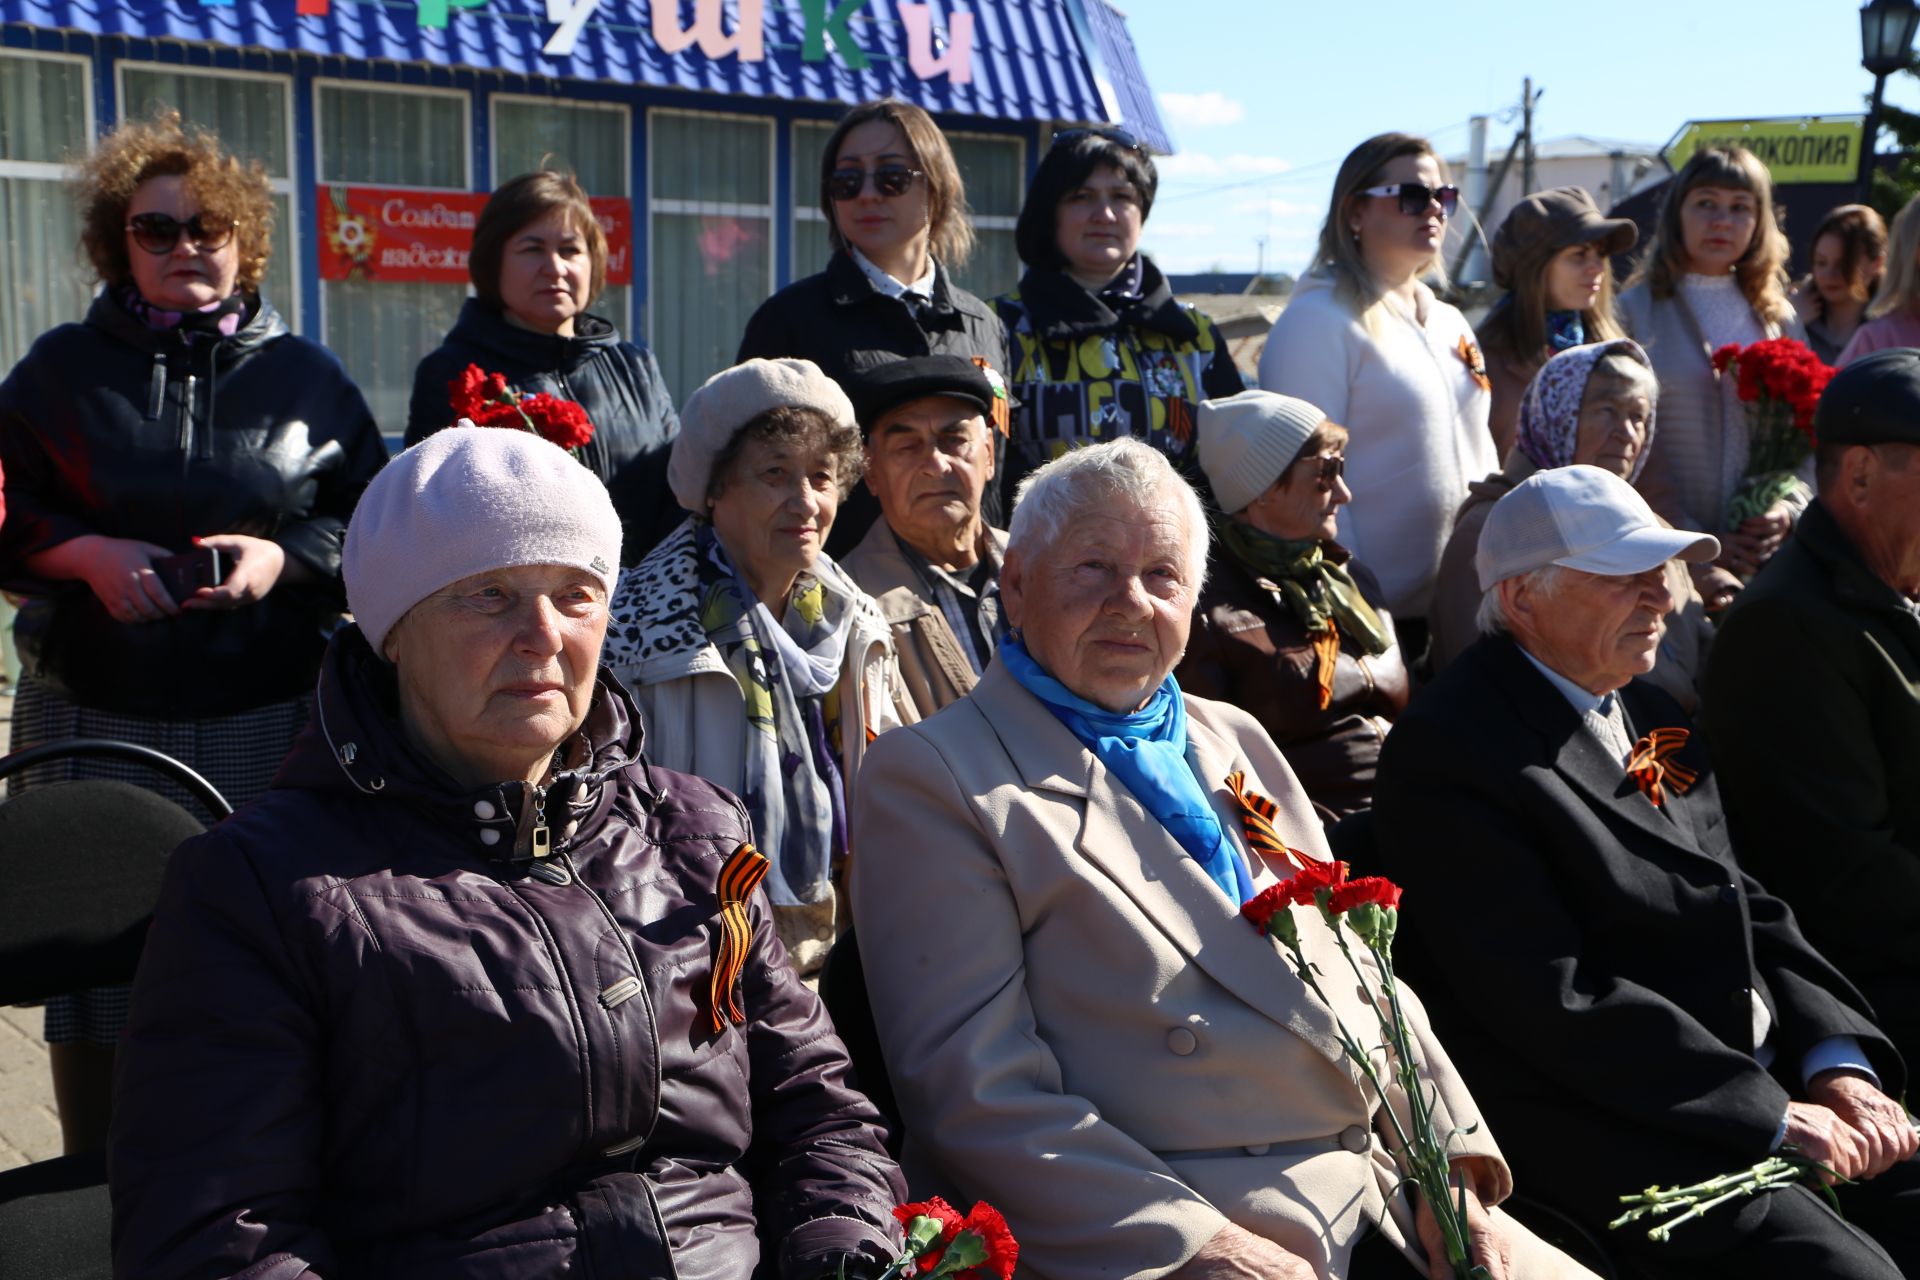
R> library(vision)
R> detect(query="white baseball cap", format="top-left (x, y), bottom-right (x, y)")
top-left (1475, 465), bottom-right (1720, 592)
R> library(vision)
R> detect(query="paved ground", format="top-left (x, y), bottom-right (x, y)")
top-left (0, 690), bottom-right (63, 1171)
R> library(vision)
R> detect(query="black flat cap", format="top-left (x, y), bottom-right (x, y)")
top-left (1816, 347), bottom-right (1920, 446)
top-left (848, 355), bottom-right (998, 435)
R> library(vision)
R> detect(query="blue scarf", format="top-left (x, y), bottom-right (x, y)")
top-left (999, 635), bottom-right (1253, 903)
top-left (1546, 309), bottom-right (1587, 352)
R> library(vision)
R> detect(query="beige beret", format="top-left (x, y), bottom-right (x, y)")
top-left (667, 358), bottom-right (859, 512)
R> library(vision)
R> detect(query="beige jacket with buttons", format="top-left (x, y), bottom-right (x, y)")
top-left (850, 662), bottom-right (1599, 1280)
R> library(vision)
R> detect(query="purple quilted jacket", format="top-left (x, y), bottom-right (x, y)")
top-left (109, 627), bottom-right (904, 1279)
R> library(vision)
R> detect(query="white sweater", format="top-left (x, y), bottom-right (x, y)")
top-left (1259, 271), bottom-right (1495, 618)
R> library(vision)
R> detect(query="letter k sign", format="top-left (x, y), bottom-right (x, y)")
top-left (544, 0), bottom-right (601, 56)
top-left (800, 0), bottom-right (871, 70)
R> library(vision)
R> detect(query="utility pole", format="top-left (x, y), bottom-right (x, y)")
top-left (1521, 76), bottom-right (1538, 195)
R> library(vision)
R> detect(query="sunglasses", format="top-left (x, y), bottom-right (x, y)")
top-left (125, 211), bottom-right (238, 256)
top-left (826, 163), bottom-right (925, 202)
top-left (1361, 182), bottom-right (1460, 218)
top-left (1052, 126), bottom-right (1144, 153)
top-left (1300, 453), bottom-right (1346, 488)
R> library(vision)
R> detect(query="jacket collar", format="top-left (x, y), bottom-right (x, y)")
top-left (276, 625), bottom-right (648, 866)
top-left (967, 661), bottom-right (1350, 1066)
top-left (1014, 255), bottom-right (1198, 344)
top-left (86, 287), bottom-right (288, 360)
top-left (825, 250), bottom-right (965, 328)
top-left (446, 298), bottom-right (619, 374)
top-left (1477, 633), bottom-right (1716, 862)
top-left (1795, 500), bottom-right (1920, 632)
top-left (846, 517), bottom-right (1007, 616)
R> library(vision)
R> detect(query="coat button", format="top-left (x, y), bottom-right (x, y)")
top-left (1720, 885), bottom-right (1740, 905)
top-left (1243, 1142), bottom-right (1271, 1156)
top-left (474, 799), bottom-right (496, 819)
top-left (1166, 1027), bottom-right (1198, 1056)
top-left (479, 828), bottom-right (502, 847)
top-left (1339, 1124), bottom-right (1370, 1153)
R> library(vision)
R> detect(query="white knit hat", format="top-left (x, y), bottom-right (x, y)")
top-left (1196, 390), bottom-right (1328, 514)
top-left (667, 358), bottom-right (859, 513)
top-left (344, 425), bottom-right (624, 655)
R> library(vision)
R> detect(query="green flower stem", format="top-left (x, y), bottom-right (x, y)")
top-left (1608, 1158), bottom-right (1809, 1237)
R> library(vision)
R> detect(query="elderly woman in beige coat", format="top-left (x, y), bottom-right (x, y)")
top-left (850, 438), bottom-right (1597, 1280)
top-left (604, 358), bottom-right (911, 976)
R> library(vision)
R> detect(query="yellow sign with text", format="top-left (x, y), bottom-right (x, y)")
top-left (1664, 117), bottom-right (1865, 185)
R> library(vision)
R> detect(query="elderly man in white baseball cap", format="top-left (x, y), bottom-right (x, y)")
top-left (1369, 464), bottom-right (1920, 1280)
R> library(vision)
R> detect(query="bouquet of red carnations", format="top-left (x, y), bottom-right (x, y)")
top-left (449, 363), bottom-right (595, 455)
top-left (843, 1198), bottom-right (1017, 1280)
top-left (1242, 854), bottom-right (1490, 1279)
top-left (1710, 338), bottom-right (1833, 525)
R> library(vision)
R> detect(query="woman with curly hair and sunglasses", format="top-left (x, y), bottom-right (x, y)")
top-left (1259, 133), bottom-right (1496, 659)
top-left (0, 110), bottom-right (386, 1152)
top-left (738, 98), bottom-right (1007, 556)
top-left (992, 126), bottom-right (1246, 511)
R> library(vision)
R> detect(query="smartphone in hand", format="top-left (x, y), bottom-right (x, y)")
top-left (151, 546), bottom-right (228, 602)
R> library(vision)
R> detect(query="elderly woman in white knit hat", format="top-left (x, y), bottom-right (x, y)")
top-left (1176, 390), bottom-right (1409, 827)
top-left (604, 358), bottom-right (911, 978)
top-left (109, 425), bottom-right (906, 1279)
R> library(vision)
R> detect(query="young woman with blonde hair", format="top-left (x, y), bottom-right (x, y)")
top-left (1837, 194), bottom-right (1920, 365)
top-left (1259, 132), bottom-right (1496, 650)
top-left (1618, 145), bottom-right (1806, 610)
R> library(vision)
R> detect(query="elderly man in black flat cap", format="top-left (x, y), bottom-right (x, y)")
top-left (1704, 346), bottom-right (1920, 1080)
top-left (840, 355), bottom-right (1011, 719)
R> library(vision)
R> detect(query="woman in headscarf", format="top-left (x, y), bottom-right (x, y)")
top-left (1177, 391), bottom-right (1408, 827)
top-left (603, 358), bottom-right (911, 978)
top-left (1429, 339), bottom-right (1712, 709)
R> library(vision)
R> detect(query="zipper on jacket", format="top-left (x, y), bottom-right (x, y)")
top-left (147, 355), bottom-right (168, 421)
top-left (177, 373), bottom-right (197, 456)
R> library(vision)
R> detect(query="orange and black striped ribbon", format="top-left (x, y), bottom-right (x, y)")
top-left (709, 842), bottom-right (771, 1033)
top-left (1310, 627), bottom-right (1341, 711)
top-left (1626, 727), bottom-right (1699, 809)
top-left (970, 356), bottom-right (1012, 436)
top-left (1167, 396), bottom-right (1194, 444)
top-left (1224, 770), bottom-right (1313, 873)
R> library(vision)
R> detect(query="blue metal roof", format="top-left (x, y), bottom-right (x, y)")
top-left (1, 0), bottom-right (1164, 136)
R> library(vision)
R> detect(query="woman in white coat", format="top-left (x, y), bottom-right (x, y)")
top-left (1260, 132), bottom-right (1496, 656)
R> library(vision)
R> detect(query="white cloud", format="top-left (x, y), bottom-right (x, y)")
top-left (1225, 195), bottom-right (1317, 218)
top-left (1141, 222), bottom-right (1220, 241)
top-left (1157, 91), bottom-right (1245, 129)
top-left (1156, 152), bottom-right (1294, 181)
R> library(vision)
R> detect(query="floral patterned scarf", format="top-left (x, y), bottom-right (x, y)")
top-left (1515, 338), bottom-right (1657, 481)
top-left (695, 524), bottom-right (858, 906)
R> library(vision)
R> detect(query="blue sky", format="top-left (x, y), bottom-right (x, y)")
top-left (1124, 0), bottom-right (1920, 276)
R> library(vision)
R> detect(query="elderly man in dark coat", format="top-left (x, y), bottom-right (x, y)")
top-left (1703, 347), bottom-right (1920, 1076)
top-left (1371, 465), bottom-right (1920, 1280)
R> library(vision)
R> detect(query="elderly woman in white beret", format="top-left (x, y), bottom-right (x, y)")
top-left (604, 358), bottom-right (912, 977)
top-left (109, 426), bottom-right (905, 1279)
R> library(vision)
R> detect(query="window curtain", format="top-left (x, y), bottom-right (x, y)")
top-left (651, 112), bottom-right (771, 402)
top-left (493, 99), bottom-right (629, 334)
top-left (0, 56), bottom-right (94, 374)
top-left (947, 134), bottom-right (1022, 301)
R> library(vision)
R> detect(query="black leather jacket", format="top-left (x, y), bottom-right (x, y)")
top-left (0, 291), bottom-right (388, 718)
top-left (111, 628), bottom-right (905, 1279)
top-left (407, 301), bottom-right (682, 564)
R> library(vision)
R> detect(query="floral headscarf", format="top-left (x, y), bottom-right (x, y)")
top-left (1515, 338), bottom-right (1656, 482)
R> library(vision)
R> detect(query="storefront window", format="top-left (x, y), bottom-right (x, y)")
top-left (492, 96), bottom-right (630, 334)
top-left (0, 51), bottom-right (94, 374)
top-left (791, 121), bottom-right (1023, 301)
top-left (119, 67), bottom-right (298, 326)
top-left (317, 82), bottom-right (469, 437)
top-left (648, 110), bottom-right (772, 402)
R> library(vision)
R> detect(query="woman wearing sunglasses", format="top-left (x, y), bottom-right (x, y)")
top-left (1260, 133), bottom-right (1496, 659)
top-left (1618, 146), bottom-right (1806, 612)
top-left (0, 111), bottom-right (386, 1151)
top-left (1178, 391), bottom-right (1410, 827)
top-left (993, 127), bottom-right (1245, 505)
top-left (406, 170), bottom-right (681, 564)
top-left (738, 98), bottom-right (1007, 556)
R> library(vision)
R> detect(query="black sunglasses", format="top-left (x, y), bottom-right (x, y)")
top-left (1300, 453), bottom-right (1346, 488)
top-left (826, 163), bottom-right (925, 202)
top-left (1361, 182), bottom-right (1460, 218)
top-left (126, 211), bottom-right (238, 256)
top-left (1053, 126), bottom-right (1144, 153)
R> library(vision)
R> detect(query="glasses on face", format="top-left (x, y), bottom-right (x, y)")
top-left (1052, 125), bottom-right (1144, 153)
top-left (125, 211), bottom-right (238, 256)
top-left (1299, 453), bottom-right (1346, 489)
top-left (826, 163), bottom-right (925, 202)
top-left (1361, 182), bottom-right (1460, 218)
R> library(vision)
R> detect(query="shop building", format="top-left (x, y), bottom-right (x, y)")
top-left (1, 0), bottom-right (1168, 430)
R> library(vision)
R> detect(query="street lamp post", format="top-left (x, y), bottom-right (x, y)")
top-left (1859, 0), bottom-right (1920, 200)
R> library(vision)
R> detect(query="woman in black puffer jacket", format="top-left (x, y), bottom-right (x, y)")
top-left (0, 112), bottom-right (386, 1152)
top-left (407, 170), bottom-right (681, 564)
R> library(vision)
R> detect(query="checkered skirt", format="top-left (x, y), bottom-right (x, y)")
top-left (10, 676), bottom-right (312, 1045)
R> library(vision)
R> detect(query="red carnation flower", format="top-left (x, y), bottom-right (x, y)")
top-left (893, 1197), bottom-right (964, 1236)
top-left (1710, 343), bottom-right (1740, 373)
top-left (1292, 856), bottom-right (1348, 903)
top-left (1328, 876), bottom-right (1404, 914)
top-left (953, 1203), bottom-right (1019, 1280)
top-left (449, 363), bottom-right (491, 419)
top-left (1241, 882), bottom-right (1295, 936)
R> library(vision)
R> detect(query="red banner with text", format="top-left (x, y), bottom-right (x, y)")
top-left (317, 185), bottom-right (632, 286)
